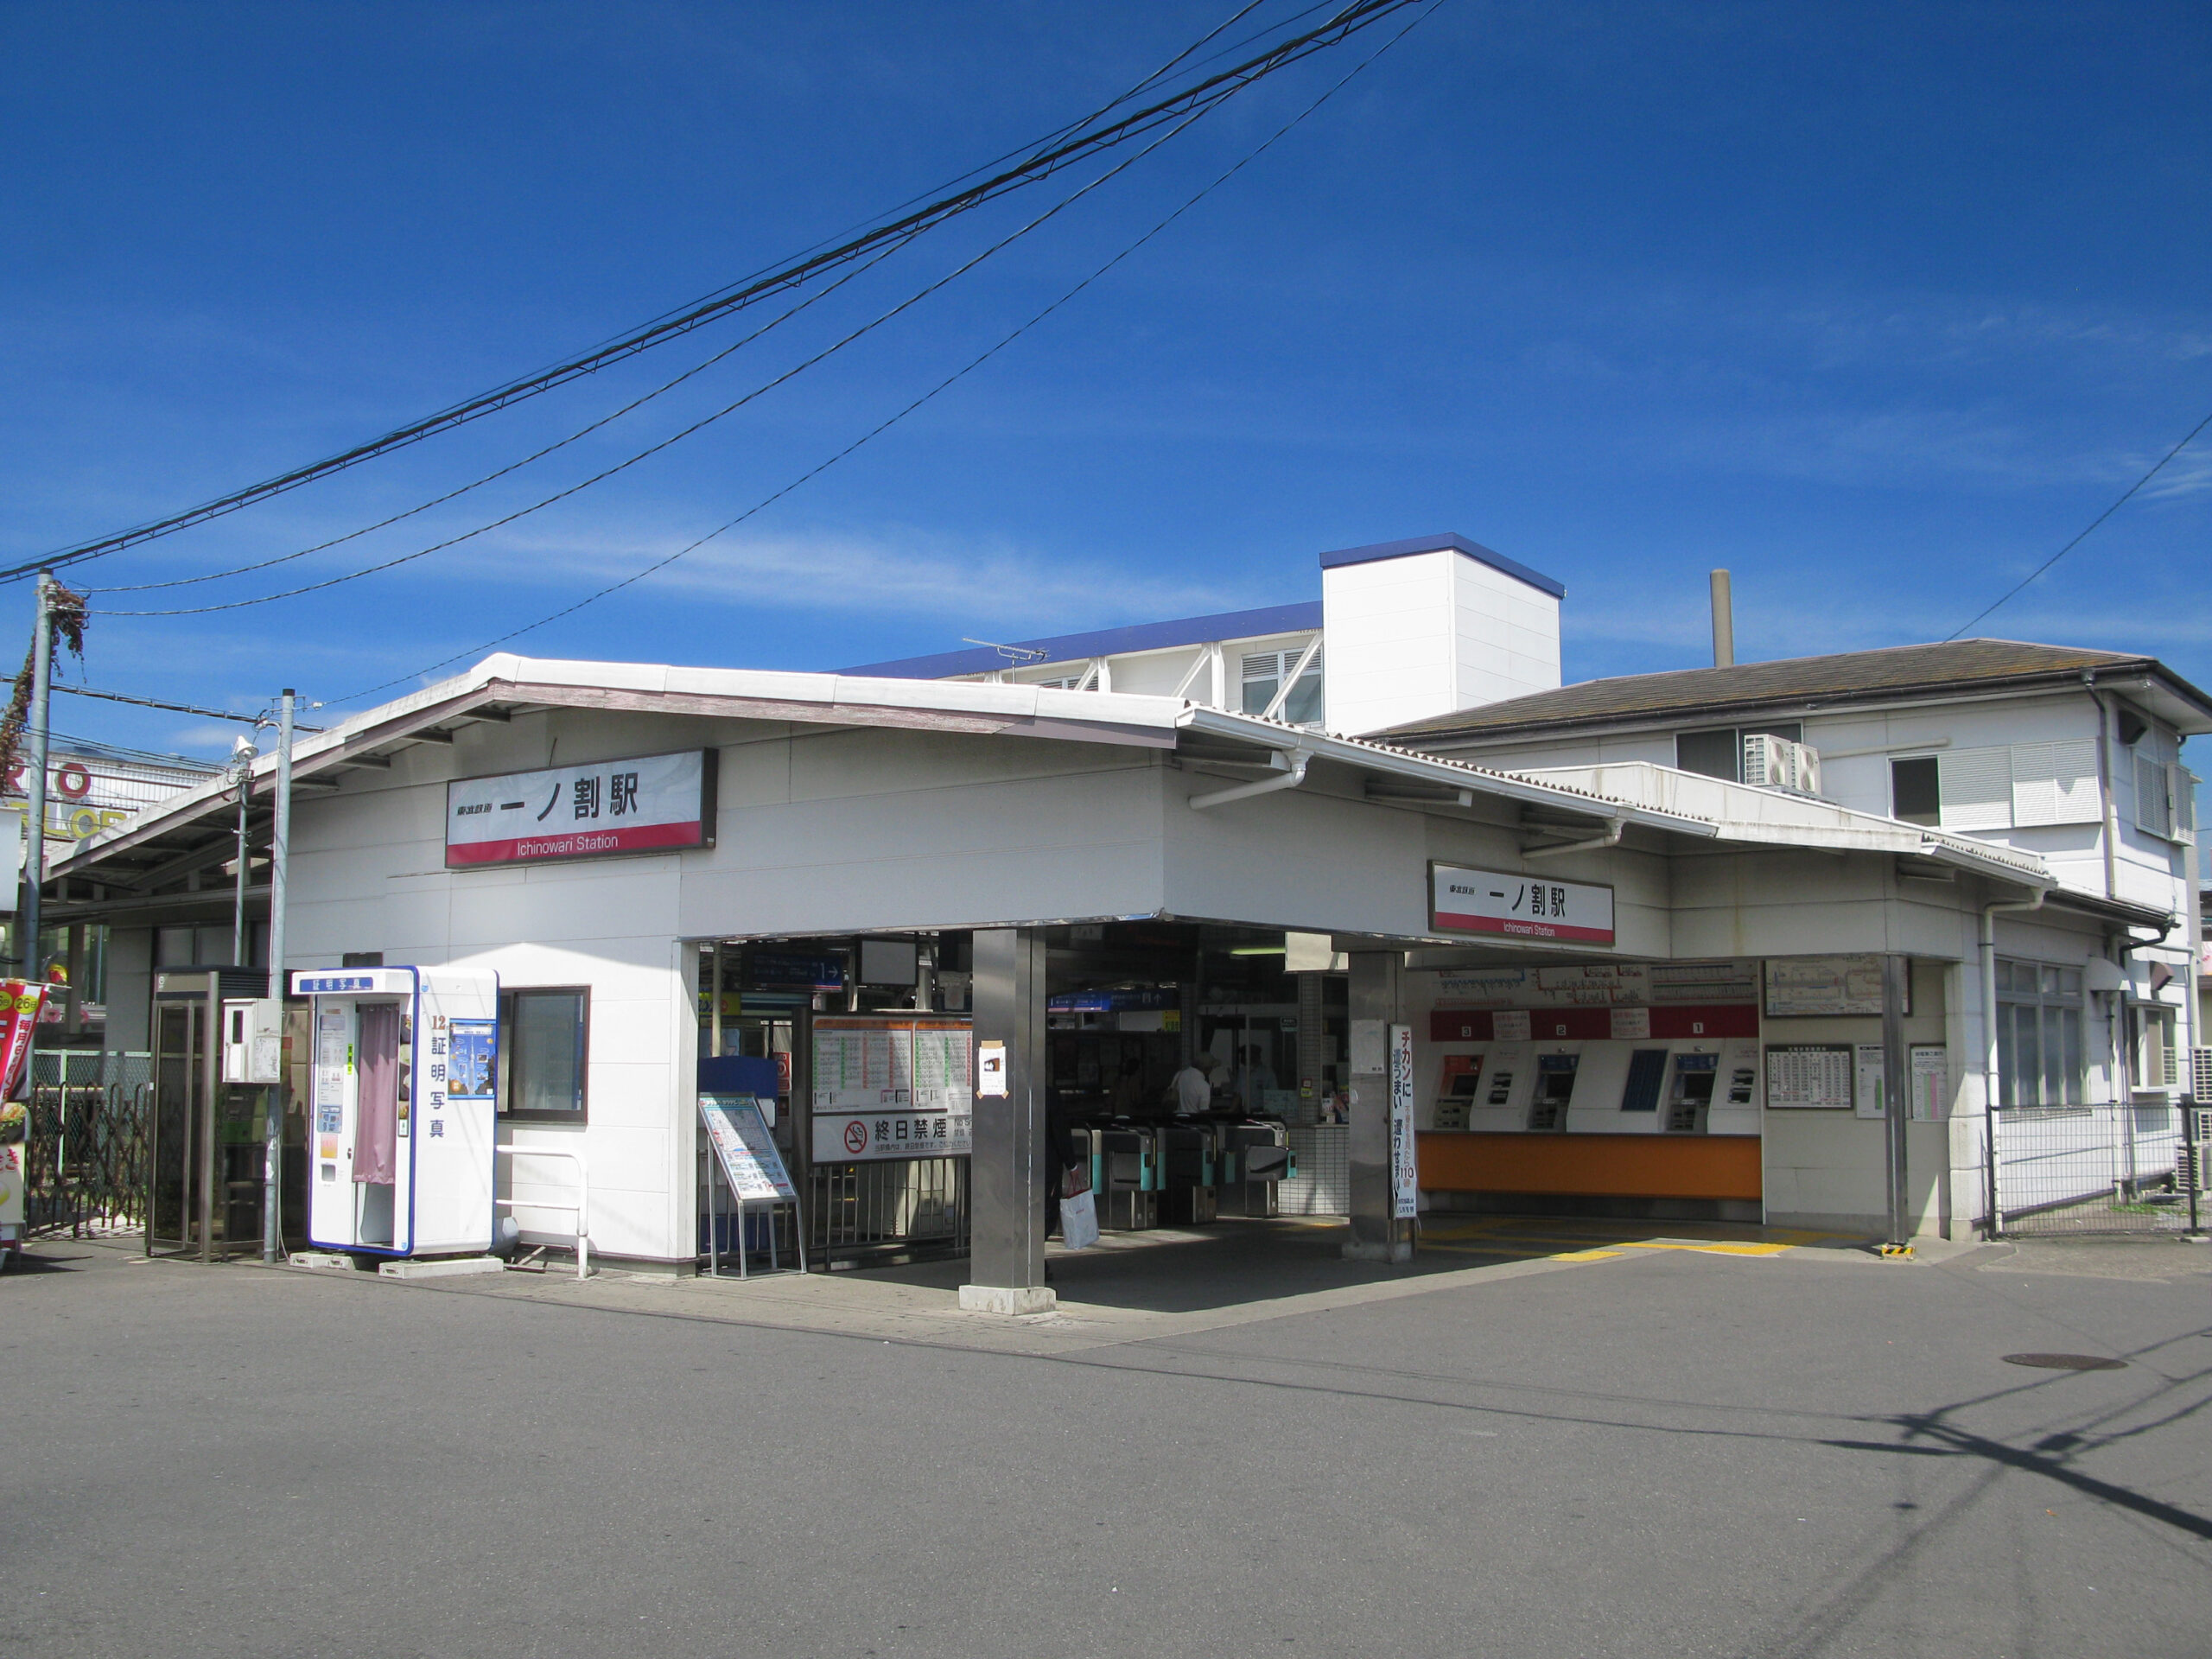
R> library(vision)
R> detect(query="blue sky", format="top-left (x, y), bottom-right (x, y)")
top-left (0, 1), bottom-right (2205, 771)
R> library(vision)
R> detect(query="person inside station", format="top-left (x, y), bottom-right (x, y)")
top-left (1233, 1044), bottom-right (1277, 1113)
top-left (1166, 1052), bottom-right (1217, 1116)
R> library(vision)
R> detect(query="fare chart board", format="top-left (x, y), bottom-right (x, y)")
top-left (810, 1015), bottom-right (974, 1163)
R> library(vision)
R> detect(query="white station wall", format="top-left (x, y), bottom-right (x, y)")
top-left (279, 709), bottom-right (1175, 1265)
top-left (1321, 548), bottom-right (1561, 738)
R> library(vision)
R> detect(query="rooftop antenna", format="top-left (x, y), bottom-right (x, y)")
top-left (962, 637), bottom-right (1049, 664)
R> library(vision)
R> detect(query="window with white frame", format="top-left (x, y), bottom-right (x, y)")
top-left (1994, 958), bottom-right (2087, 1108)
top-left (2131, 754), bottom-right (2196, 842)
top-left (1240, 644), bottom-right (1323, 725)
top-left (2134, 1004), bottom-right (2178, 1090)
top-left (1913, 741), bottom-right (2103, 832)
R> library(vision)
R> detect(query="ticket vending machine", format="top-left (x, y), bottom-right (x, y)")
top-left (295, 968), bottom-right (499, 1259)
top-left (1662, 1052), bottom-right (1719, 1134)
top-left (1527, 1053), bottom-right (1579, 1131)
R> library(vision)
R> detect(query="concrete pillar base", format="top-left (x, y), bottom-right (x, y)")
top-left (958, 1284), bottom-right (1057, 1315)
top-left (1340, 1239), bottom-right (1414, 1263)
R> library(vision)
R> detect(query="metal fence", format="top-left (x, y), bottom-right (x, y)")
top-left (22, 1052), bottom-right (154, 1238)
top-left (1992, 1095), bottom-right (2203, 1236)
top-left (808, 1156), bottom-right (969, 1262)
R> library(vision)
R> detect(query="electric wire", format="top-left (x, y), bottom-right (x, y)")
top-left (10, 0), bottom-right (1420, 583)
top-left (50, 683), bottom-right (323, 728)
top-left (49, 731), bottom-right (232, 769)
top-left (325, 0), bottom-right (1446, 708)
top-left (88, 0), bottom-right (1287, 598)
top-left (92, 86), bottom-right (1234, 619)
top-left (87, 235), bottom-right (919, 594)
top-left (1942, 407), bottom-right (2212, 641)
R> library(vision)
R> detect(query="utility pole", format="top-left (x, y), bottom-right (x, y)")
top-left (18, 572), bottom-right (54, 981)
top-left (230, 739), bottom-right (254, 968)
top-left (261, 690), bottom-right (294, 1264)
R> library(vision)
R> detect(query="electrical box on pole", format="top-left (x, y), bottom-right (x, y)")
top-left (223, 997), bottom-right (285, 1085)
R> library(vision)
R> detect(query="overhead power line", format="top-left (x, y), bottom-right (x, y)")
top-left (51, 682), bottom-right (324, 729)
top-left (10, 0), bottom-right (1422, 586)
top-left (92, 87), bottom-right (1224, 618)
top-left (328, 0), bottom-right (1446, 708)
top-left (86, 0), bottom-right (1287, 601)
top-left (1944, 407), bottom-right (2212, 641)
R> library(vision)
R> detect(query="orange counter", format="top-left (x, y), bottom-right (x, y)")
top-left (1416, 1131), bottom-right (1762, 1202)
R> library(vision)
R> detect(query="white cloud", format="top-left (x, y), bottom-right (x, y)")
top-left (445, 523), bottom-right (1257, 635)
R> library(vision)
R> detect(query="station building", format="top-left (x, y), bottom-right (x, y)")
top-left (47, 534), bottom-right (2206, 1300)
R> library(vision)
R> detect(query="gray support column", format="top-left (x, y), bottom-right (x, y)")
top-left (1344, 949), bottom-right (1412, 1262)
top-left (1295, 973), bottom-right (1326, 1107)
top-left (1882, 954), bottom-right (1910, 1248)
top-left (962, 927), bottom-right (1053, 1313)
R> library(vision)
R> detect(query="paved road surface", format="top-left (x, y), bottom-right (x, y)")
top-left (4, 1230), bottom-right (2208, 1657)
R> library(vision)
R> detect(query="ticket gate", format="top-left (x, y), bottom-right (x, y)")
top-left (1217, 1120), bottom-right (1292, 1217)
top-left (149, 969), bottom-right (270, 1260)
top-left (1159, 1122), bottom-right (1218, 1225)
top-left (296, 967), bottom-right (499, 1260)
top-left (1089, 1123), bottom-right (1160, 1231)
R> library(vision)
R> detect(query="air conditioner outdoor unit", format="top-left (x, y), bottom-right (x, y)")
top-left (1742, 733), bottom-right (1821, 797)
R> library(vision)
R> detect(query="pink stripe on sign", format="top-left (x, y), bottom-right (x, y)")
top-left (447, 819), bottom-right (703, 867)
top-left (1433, 909), bottom-right (1614, 944)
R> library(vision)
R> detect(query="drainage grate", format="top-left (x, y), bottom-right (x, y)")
top-left (2002, 1352), bottom-right (2127, 1371)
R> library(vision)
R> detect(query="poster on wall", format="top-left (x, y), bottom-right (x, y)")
top-left (1764, 1043), bottom-right (1853, 1109)
top-left (810, 1014), bottom-right (975, 1163)
top-left (1853, 1044), bottom-right (1888, 1119)
top-left (445, 749), bottom-right (716, 868)
top-left (1430, 864), bottom-right (1615, 946)
top-left (1910, 1045), bottom-right (1949, 1121)
top-left (1389, 1023), bottom-right (1418, 1219)
top-left (1764, 956), bottom-right (1906, 1019)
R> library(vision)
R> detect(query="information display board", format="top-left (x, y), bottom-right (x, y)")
top-left (700, 1095), bottom-right (797, 1202)
top-left (1764, 956), bottom-right (1907, 1019)
top-left (1764, 1043), bottom-right (1854, 1109)
top-left (810, 1015), bottom-right (974, 1163)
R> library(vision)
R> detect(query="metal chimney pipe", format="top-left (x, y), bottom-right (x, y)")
top-left (1709, 569), bottom-right (1735, 668)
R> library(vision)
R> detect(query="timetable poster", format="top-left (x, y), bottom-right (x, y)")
top-left (1764, 1044), bottom-right (1854, 1110)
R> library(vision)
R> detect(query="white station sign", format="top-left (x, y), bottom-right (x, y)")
top-left (446, 750), bottom-right (715, 868)
top-left (1430, 862), bottom-right (1615, 946)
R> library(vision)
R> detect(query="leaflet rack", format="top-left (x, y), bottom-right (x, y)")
top-left (700, 1093), bottom-right (806, 1278)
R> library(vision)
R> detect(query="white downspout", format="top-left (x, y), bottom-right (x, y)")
top-left (1522, 819), bottom-right (1626, 860)
top-left (1188, 749), bottom-right (1311, 810)
top-left (2088, 671), bottom-right (2120, 902)
top-left (1981, 882), bottom-right (2050, 1236)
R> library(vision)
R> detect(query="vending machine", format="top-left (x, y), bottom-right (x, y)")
top-left (295, 967), bottom-right (499, 1259)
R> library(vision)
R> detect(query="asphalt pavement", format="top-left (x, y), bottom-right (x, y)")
top-left (4, 1228), bottom-right (2208, 1658)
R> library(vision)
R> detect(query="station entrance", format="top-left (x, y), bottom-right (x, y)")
top-left (690, 922), bottom-right (1351, 1274)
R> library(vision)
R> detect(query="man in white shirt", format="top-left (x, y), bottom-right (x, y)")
top-left (1168, 1056), bottom-right (1216, 1115)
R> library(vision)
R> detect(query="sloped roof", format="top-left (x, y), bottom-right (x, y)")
top-left (1376, 640), bottom-right (2212, 742)
top-left (45, 652), bottom-right (2068, 900)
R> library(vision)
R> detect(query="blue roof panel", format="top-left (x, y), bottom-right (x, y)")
top-left (842, 601), bottom-right (1325, 680)
top-left (1317, 532), bottom-right (1566, 599)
